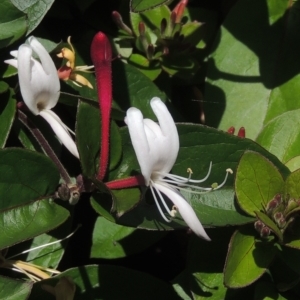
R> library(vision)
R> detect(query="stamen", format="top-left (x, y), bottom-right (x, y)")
top-left (160, 161), bottom-right (212, 184)
top-left (214, 168), bottom-right (233, 189)
top-left (170, 205), bottom-right (177, 217)
top-left (150, 184), bottom-right (171, 223)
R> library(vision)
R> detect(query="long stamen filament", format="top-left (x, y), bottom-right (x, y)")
top-left (160, 168), bottom-right (232, 195)
top-left (150, 184), bottom-right (171, 223)
top-left (154, 185), bottom-right (173, 216)
top-left (159, 161), bottom-right (212, 184)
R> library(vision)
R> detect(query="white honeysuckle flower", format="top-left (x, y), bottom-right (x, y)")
top-left (5, 36), bottom-right (79, 158)
top-left (126, 97), bottom-right (232, 240)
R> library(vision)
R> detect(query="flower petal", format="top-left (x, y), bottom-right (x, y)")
top-left (153, 182), bottom-right (211, 240)
top-left (28, 37), bottom-right (60, 110)
top-left (17, 44), bottom-right (41, 114)
top-left (39, 109), bottom-right (79, 158)
top-left (126, 107), bottom-right (152, 185)
top-left (149, 98), bottom-right (179, 175)
top-left (4, 59), bottom-right (18, 69)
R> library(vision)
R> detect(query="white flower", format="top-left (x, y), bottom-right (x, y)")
top-left (5, 36), bottom-right (79, 158)
top-left (126, 97), bottom-right (231, 240)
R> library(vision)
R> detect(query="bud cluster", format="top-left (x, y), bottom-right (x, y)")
top-left (111, 0), bottom-right (204, 78)
top-left (254, 193), bottom-right (300, 239)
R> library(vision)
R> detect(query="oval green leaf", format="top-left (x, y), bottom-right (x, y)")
top-left (235, 151), bottom-right (285, 216)
top-left (224, 226), bottom-right (276, 288)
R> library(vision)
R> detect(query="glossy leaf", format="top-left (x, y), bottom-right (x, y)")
top-left (224, 226), bottom-right (277, 288)
top-left (0, 149), bottom-right (60, 211)
top-left (0, 88), bottom-right (16, 148)
top-left (91, 217), bottom-right (165, 259)
top-left (284, 218), bottom-right (300, 249)
top-left (10, 0), bottom-right (55, 34)
top-left (0, 199), bottom-right (69, 250)
top-left (0, 0), bottom-right (27, 49)
top-left (130, 0), bottom-right (171, 13)
top-left (235, 151), bottom-right (285, 216)
top-left (112, 59), bottom-right (167, 119)
top-left (30, 265), bottom-right (182, 299)
top-left (11, 216), bottom-right (73, 269)
top-left (0, 276), bottom-right (32, 299)
top-left (284, 168), bottom-right (300, 199)
top-left (204, 0), bottom-right (288, 139)
top-left (128, 54), bottom-right (161, 81)
top-left (76, 101), bottom-right (122, 178)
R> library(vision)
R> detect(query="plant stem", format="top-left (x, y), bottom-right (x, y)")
top-left (17, 109), bottom-right (72, 185)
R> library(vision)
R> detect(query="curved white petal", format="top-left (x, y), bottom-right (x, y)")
top-left (126, 107), bottom-right (152, 185)
top-left (150, 98), bottom-right (179, 175)
top-left (28, 37), bottom-right (60, 110)
top-left (4, 59), bottom-right (18, 69)
top-left (39, 110), bottom-right (79, 158)
top-left (153, 182), bottom-right (211, 241)
top-left (17, 44), bottom-right (41, 114)
top-left (9, 50), bottom-right (19, 58)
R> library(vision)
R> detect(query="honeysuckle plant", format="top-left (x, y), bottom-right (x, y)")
top-left (2, 0), bottom-right (300, 299)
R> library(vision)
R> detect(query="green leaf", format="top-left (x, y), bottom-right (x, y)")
top-left (254, 281), bottom-right (281, 300)
top-left (76, 101), bottom-right (122, 178)
top-left (204, 0), bottom-right (288, 139)
top-left (284, 218), bottom-right (300, 249)
top-left (0, 199), bottom-right (69, 250)
top-left (0, 149), bottom-right (60, 211)
top-left (11, 215), bottom-right (73, 269)
top-left (0, 88), bottom-right (16, 148)
top-left (224, 226), bottom-right (277, 288)
top-left (130, 0), bottom-right (171, 13)
top-left (161, 56), bottom-right (200, 80)
top-left (285, 169), bottom-right (300, 199)
top-left (256, 110), bottom-right (300, 164)
top-left (235, 151), bottom-right (285, 216)
top-left (0, 0), bottom-right (27, 49)
top-left (91, 217), bottom-right (165, 259)
top-left (181, 188), bottom-right (254, 227)
top-left (112, 59), bottom-right (167, 119)
top-left (30, 265), bottom-right (182, 300)
top-left (279, 246), bottom-right (300, 276)
top-left (285, 156), bottom-right (300, 172)
top-left (0, 276), bottom-right (32, 300)
top-left (10, 0), bottom-right (55, 34)
top-left (128, 54), bottom-right (161, 81)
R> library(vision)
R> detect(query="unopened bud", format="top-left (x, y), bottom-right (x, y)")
top-left (254, 220), bottom-right (265, 232)
top-left (227, 126), bottom-right (235, 134)
top-left (170, 11), bottom-right (177, 30)
top-left (237, 127), bottom-right (245, 138)
top-left (266, 194), bottom-right (281, 212)
top-left (172, 0), bottom-right (188, 23)
top-left (147, 44), bottom-right (154, 60)
top-left (260, 226), bottom-right (271, 238)
top-left (139, 22), bottom-right (146, 36)
top-left (163, 46), bottom-right (169, 56)
top-left (112, 11), bottom-right (133, 35)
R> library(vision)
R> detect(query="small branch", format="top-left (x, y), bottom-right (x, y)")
top-left (17, 109), bottom-right (72, 185)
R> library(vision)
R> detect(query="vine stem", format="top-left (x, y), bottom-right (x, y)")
top-left (17, 109), bottom-right (72, 185)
